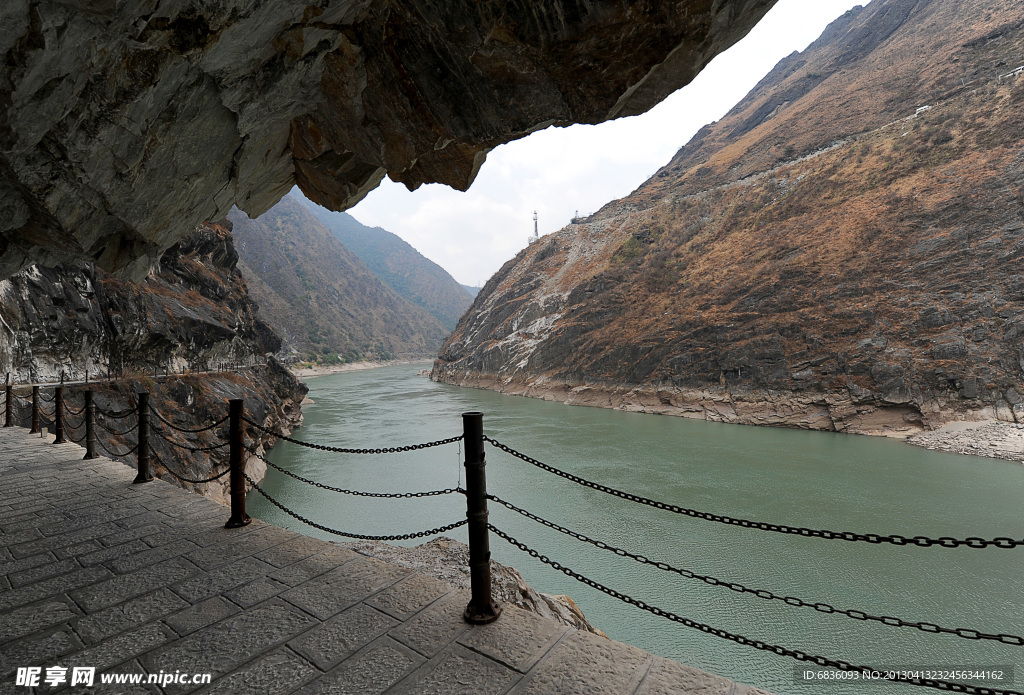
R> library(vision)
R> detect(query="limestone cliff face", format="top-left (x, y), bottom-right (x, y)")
top-left (434, 0), bottom-right (1024, 436)
top-left (0, 222), bottom-right (307, 498)
top-left (0, 0), bottom-right (776, 279)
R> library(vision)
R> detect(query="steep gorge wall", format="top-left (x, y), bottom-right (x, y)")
top-left (0, 221), bottom-right (307, 498)
top-left (434, 0), bottom-right (1024, 436)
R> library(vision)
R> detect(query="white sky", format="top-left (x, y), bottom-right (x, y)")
top-left (347, 0), bottom-right (870, 287)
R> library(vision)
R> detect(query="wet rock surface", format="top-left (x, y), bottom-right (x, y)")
top-left (0, 0), bottom-right (777, 279)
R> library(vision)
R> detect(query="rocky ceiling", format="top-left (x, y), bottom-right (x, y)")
top-left (0, 0), bottom-right (776, 280)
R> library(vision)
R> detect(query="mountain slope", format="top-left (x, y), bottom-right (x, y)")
top-left (295, 194), bottom-right (473, 330)
top-left (230, 197), bottom-right (449, 363)
top-left (434, 0), bottom-right (1024, 435)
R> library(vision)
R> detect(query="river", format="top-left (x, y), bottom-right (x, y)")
top-left (247, 364), bottom-right (1024, 695)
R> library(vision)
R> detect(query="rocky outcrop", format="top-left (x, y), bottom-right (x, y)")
top-left (434, 0), bottom-right (1024, 437)
top-left (0, 0), bottom-right (777, 279)
top-left (0, 221), bottom-right (307, 497)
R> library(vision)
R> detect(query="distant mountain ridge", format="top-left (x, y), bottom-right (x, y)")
top-left (293, 193), bottom-right (473, 330)
top-left (230, 197), bottom-right (449, 363)
top-left (434, 0), bottom-right (1024, 435)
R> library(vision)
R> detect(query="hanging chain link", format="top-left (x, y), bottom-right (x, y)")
top-left (97, 406), bottom-right (137, 420)
top-left (243, 471), bottom-right (468, 541)
top-left (150, 448), bottom-right (230, 484)
top-left (243, 416), bottom-right (462, 454)
top-left (63, 403), bottom-right (86, 417)
top-left (489, 525), bottom-right (1023, 695)
top-left (251, 449), bottom-right (463, 498)
top-left (488, 494), bottom-right (1024, 646)
top-left (98, 420), bottom-right (139, 436)
top-left (95, 438), bottom-right (138, 458)
top-left (151, 424), bottom-right (229, 453)
top-left (149, 405), bottom-right (228, 433)
top-left (484, 437), bottom-right (1024, 549)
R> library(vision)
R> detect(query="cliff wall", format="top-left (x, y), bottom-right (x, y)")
top-left (0, 221), bottom-right (307, 498)
top-left (434, 0), bottom-right (1024, 436)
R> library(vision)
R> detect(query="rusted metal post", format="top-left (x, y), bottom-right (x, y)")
top-left (4, 381), bottom-right (12, 427)
top-left (133, 392), bottom-right (153, 483)
top-left (30, 385), bottom-right (40, 434)
top-left (54, 386), bottom-right (66, 443)
top-left (462, 411), bottom-right (501, 624)
top-left (84, 390), bottom-right (98, 459)
top-left (225, 399), bottom-right (251, 528)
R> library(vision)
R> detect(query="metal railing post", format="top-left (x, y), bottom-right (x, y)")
top-left (133, 392), bottom-right (152, 483)
top-left (54, 386), bottom-right (66, 443)
top-left (4, 380), bottom-right (12, 427)
top-left (30, 385), bottom-right (40, 434)
top-left (225, 399), bottom-right (251, 528)
top-left (84, 390), bottom-right (98, 459)
top-left (462, 411), bottom-right (501, 624)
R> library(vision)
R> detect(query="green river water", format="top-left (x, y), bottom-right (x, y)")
top-left (247, 363), bottom-right (1024, 695)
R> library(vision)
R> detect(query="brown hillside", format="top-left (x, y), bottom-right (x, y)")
top-left (434, 0), bottom-right (1024, 435)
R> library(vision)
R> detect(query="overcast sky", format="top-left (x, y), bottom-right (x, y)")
top-left (342, 0), bottom-right (871, 287)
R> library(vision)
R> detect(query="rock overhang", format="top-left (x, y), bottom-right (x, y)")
top-left (0, 0), bottom-right (778, 279)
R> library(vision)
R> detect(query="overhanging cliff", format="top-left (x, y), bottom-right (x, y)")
top-left (0, 0), bottom-right (777, 279)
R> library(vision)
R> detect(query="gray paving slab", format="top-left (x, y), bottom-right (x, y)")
top-left (0, 427), bottom-right (769, 694)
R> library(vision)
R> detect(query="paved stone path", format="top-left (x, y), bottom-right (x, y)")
top-left (0, 427), bottom-right (770, 694)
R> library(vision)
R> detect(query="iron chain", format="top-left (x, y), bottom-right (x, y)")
top-left (243, 416), bottom-right (462, 454)
top-left (98, 420), bottom-right (139, 436)
top-left (488, 494), bottom-right (1024, 646)
top-left (485, 437), bottom-right (1024, 549)
top-left (489, 525), bottom-right (1023, 695)
top-left (152, 425), bottom-right (229, 453)
top-left (98, 407), bottom-right (137, 420)
top-left (252, 449), bottom-right (462, 498)
top-left (149, 405), bottom-right (228, 433)
top-left (96, 438), bottom-right (138, 458)
top-left (37, 392), bottom-right (55, 403)
top-left (63, 403), bottom-right (86, 417)
top-left (150, 449), bottom-right (230, 484)
top-left (243, 471), bottom-right (468, 541)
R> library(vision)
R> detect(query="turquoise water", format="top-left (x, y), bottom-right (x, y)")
top-left (248, 364), bottom-right (1024, 694)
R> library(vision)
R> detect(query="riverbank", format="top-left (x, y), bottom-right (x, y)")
top-left (907, 420), bottom-right (1024, 463)
top-left (432, 371), bottom-right (1024, 464)
top-left (290, 357), bottom-right (433, 379)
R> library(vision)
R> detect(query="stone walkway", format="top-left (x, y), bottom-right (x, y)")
top-left (0, 428), bottom-right (769, 694)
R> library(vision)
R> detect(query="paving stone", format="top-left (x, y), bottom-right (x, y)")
top-left (195, 648), bottom-right (318, 695)
top-left (0, 628), bottom-right (81, 674)
top-left (459, 605), bottom-right (567, 672)
top-left (143, 601), bottom-right (318, 693)
top-left (53, 540), bottom-right (103, 559)
top-left (98, 522), bottom-right (171, 548)
top-left (295, 638), bottom-right (423, 695)
top-left (367, 573), bottom-right (452, 620)
top-left (389, 589), bottom-right (473, 658)
top-left (171, 557), bottom-right (274, 603)
top-left (0, 565), bottom-right (112, 612)
top-left (0, 527), bottom-right (42, 547)
top-left (164, 597), bottom-right (239, 635)
top-left (289, 603), bottom-right (400, 670)
top-left (78, 540), bottom-right (150, 567)
top-left (268, 547), bottom-right (358, 587)
top-left (223, 577), bottom-right (288, 608)
top-left (107, 539), bottom-right (199, 574)
top-left (636, 657), bottom-right (737, 695)
top-left (513, 630), bottom-right (651, 695)
top-left (254, 535), bottom-right (327, 568)
top-left (281, 556), bottom-right (410, 619)
top-left (0, 550), bottom-right (57, 577)
top-left (66, 623), bottom-right (175, 674)
top-left (10, 522), bottom-right (119, 558)
top-left (185, 525), bottom-right (296, 570)
top-left (75, 589), bottom-right (189, 644)
top-left (8, 558), bottom-right (80, 588)
top-left (0, 600), bottom-right (77, 643)
top-left (390, 644), bottom-right (518, 695)
top-left (71, 558), bottom-right (198, 612)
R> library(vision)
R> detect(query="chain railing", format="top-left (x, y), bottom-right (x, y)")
top-left (5, 380), bottom-right (1023, 695)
